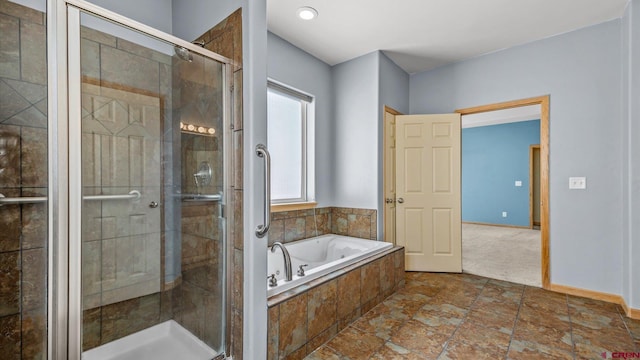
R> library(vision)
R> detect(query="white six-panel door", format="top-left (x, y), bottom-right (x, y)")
top-left (395, 114), bottom-right (462, 272)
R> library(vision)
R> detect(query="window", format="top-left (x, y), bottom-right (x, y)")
top-left (267, 81), bottom-right (315, 207)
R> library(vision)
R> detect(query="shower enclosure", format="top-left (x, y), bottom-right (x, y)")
top-left (0, 0), bottom-right (234, 358)
top-left (71, 4), bottom-right (233, 359)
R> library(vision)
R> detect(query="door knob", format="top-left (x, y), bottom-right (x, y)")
top-left (397, 198), bottom-right (404, 204)
top-left (385, 198), bottom-right (394, 204)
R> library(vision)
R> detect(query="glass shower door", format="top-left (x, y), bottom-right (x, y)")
top-left (72, 8), bottom-right (228, 359)
top-left (0, 1), bottom-right (49, 359)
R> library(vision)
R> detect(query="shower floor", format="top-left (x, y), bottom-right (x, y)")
top-left (82, 320), bottom-right (218, 360)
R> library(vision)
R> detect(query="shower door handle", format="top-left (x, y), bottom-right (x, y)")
top-left (255, 144), bottom-right (271, 238)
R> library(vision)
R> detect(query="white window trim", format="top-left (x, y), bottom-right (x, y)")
top-left (267, 80), bottom-right (315, 207)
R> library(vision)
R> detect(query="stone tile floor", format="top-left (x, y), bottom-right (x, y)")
top-left (305, 272), bottom-right (640, 360)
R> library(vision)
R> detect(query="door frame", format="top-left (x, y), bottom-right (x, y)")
top-left (382, 105), bottom-right (402, 244)
top-left (456, 95), bottom-right (550, 289)
top-left (530, 144), bottom-right (541, 229)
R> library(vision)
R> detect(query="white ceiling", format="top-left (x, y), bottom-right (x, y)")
top-left (267, 0), bottom-right (629, 74)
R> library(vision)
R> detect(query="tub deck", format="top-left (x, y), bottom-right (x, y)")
top-left (267, 234), bottom-right (393, 297)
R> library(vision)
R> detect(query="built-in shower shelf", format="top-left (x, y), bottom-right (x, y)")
top-left (82, 320), bottom-right (217, 360)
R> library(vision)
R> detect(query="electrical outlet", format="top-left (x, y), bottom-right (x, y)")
top-left (502, 211), bottom-right (507, 217)
top-left (569, 177), bottom-right (586, 189)
top-left (515, 180), bottom-right (522, 187)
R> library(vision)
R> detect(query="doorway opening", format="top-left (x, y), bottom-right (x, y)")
top-left (459, 105), bottom-right (541, 286)
top-left (456, 96), bottom-right (550, 289)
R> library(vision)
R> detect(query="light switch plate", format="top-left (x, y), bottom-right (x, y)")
top-left (515, 181), bottom-right (522, 187)
top-left (569, 177), bottom-right (586, 189)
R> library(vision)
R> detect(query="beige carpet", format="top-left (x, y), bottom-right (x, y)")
top-left (462, 223), bottom-right (541, 287)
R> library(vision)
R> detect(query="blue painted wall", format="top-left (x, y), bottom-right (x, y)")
top-left (462, 120), bottom-right (540, 226)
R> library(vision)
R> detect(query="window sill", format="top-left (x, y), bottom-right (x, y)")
top-left (271, 202), bottom-right (318, 213)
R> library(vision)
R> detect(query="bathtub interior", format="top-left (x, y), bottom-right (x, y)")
top-left (267, 235), bottom-right (392, 295)
top-left (289, 236), bottom-right (385, 263)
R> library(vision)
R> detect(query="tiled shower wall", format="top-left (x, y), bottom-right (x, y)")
top-left (269, 207), bottom-right (378, 245)
top-left (0, 1), bottom-right (48, 358)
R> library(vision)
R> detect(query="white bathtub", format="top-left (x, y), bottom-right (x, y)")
top-left (267, 234), bottom-right (393, 297)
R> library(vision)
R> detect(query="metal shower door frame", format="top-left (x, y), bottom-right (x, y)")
top-left (47, 1), bottom-right (235, 358)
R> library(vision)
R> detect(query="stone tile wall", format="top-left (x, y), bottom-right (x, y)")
top-left (0, 1), bottom-right (48, 358)
top-left (331, 207), bottom-right (377, 240)
top-left (270, 207), bottom-right (377, 246)
top-left (267, 247), bottom-right (405, 360)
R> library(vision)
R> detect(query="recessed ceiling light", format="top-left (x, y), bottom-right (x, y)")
top-left (297, 6), bottom-right (318, 20)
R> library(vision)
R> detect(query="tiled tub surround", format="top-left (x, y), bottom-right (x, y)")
top-left (270, 207), bottom-right (377, 245)
top-left (267, 246), bottom-right (405, 360)
top-left (0, 1), bottom-right (48, 358)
